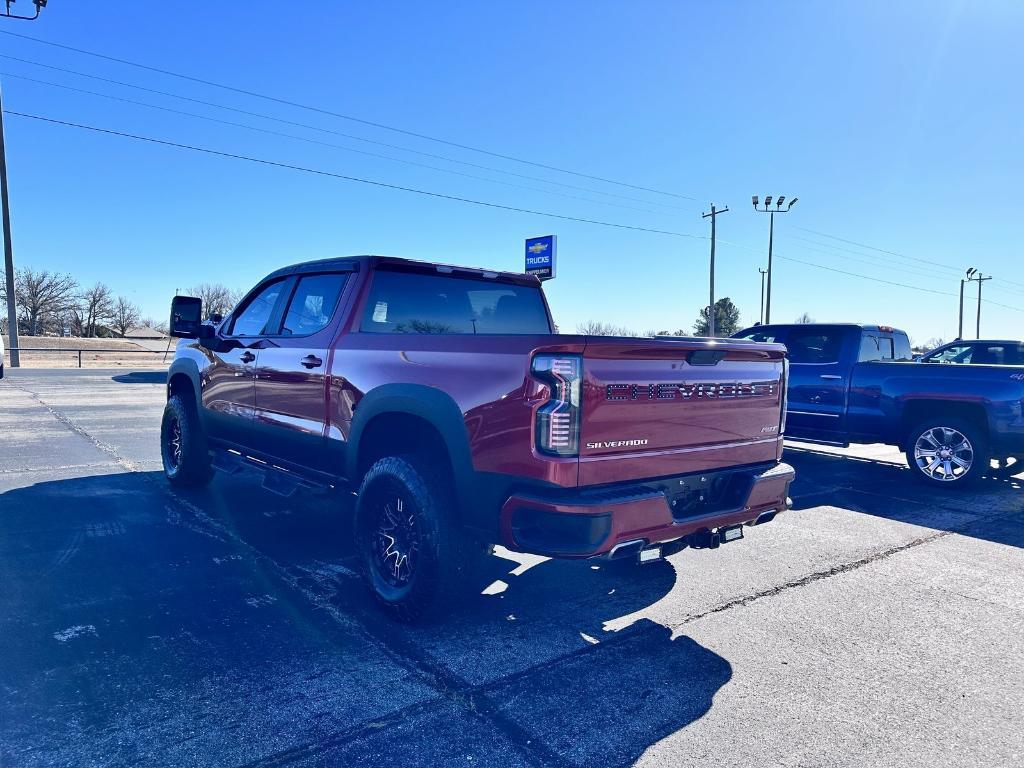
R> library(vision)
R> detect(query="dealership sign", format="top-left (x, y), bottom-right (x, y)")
top-left (525, 235), bottom-right (557, 280)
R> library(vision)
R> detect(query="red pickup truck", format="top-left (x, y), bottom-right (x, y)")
top-left (166, 256), bottom-right (794, 620)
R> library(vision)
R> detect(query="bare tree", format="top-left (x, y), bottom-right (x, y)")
top-left (80, 282), bottom-right (115, 338)
top-left (14, 268), bottom-right (79, 336)
top-left (140, 316), bottom-right (169, 335)
top-left (576, 320), bottom-right (637, 336)
top-left (795, 312), bottom-right (815, 324)
top-left (111, 296), bottom-right (142, 338)
top-left (186, 283), bottom-right (243, 319)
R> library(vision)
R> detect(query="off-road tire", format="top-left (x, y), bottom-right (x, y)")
top-left (905, 418), bottom-right (989, 488)
top-left (355, 455), bottom-right (487, 622)
top-left (161, 394), bottom-right (214, 487)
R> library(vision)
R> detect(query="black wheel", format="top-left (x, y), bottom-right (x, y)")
top-left (161, 394), bottom-right (213, 487)
top-left (354, 455), bottom-right (485, 622)
top-left (905, 419), bottom-right (989, 488)
top-left (987, 456), bottom-right (1023, 479)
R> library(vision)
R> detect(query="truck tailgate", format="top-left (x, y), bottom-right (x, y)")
top-left (579, 338), bottom-right (786, 486)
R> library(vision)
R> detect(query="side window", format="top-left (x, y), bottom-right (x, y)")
top-left (786, 329), bottom-right (843, 364)
top-left (281, 274), bottom-right (347, 335)
top-left (971, 345), bottom-right (1008, 366)
top-left (733, 329), bottom-right (784, 343)
top-left (926, 344), bottom-right (972, 363)
top-left (229, 280), bottom-right (285, 337)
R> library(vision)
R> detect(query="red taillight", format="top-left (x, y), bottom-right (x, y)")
top-left (532, 354), bottom-right (582, 457)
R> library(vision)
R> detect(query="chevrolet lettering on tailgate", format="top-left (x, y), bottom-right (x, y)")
top-left (605, 381), bottom-right (777, 401)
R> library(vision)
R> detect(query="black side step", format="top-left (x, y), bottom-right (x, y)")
top-left (210, 448), bottom-right (325, 497)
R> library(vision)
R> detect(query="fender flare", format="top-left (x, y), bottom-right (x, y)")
top-left (346, 383), bottom-right (476, 508)
top-left (166, 358), bottom-right (203, 409)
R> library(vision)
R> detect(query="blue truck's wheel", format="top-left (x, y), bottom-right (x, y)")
top-left (354, 455), bottom-right (486, 622)
top-left (905, 419), bottom-right (989, 487)
top-left (161, 395), bottom-right (214, 487)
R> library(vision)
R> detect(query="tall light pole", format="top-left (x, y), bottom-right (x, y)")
top-left (752, 195), bottom-right (798, 324)
top-left (0, 0), bottom-right (47, 367)
top-left (758, 267), bottom-right (768, 325)
top-left (958, 267), bottom-right (976, 340)
top-left (702, 203), bottom-right (728, 336)
top-left (968, 271), bottom-right (991, 339)
top-left (0, 81), bottom-right (20, 366)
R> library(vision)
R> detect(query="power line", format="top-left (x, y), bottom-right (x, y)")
top-left (4, 109), bottom-right (710, 240)
top-left (791, 223), bottom-right (1024, 290)
top-left (0, 71), bottom-right (676, 217)
top-left (0, 29), bottom-right (698, 201)
top-left (773, 254), bottom-right (956, 297)
top-left (788, 233), bottom-right (962, 276)
top-left (774, 253), bottom-right (1024, 312)
top-left (0, 53), bottom-right (691, 213)
top-left (718, 238), bottom-right (1024, 312)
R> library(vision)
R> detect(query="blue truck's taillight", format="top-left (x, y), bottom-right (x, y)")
top-left (532, 354), bottom-right (582, 457)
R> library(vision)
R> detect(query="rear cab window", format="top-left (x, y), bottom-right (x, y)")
top-left (361, 269), bottom-right (552, 335)
top-left (785, 328), bottom-right (844, 364)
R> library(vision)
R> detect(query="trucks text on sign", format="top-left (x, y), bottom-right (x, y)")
top-left (525, 235), bottom-right (557, 280)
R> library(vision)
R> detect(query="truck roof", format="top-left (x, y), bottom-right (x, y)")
top-left (264, 255), bottom-right (543, 286)
top-left (740, 322), bottom-right (908, 333)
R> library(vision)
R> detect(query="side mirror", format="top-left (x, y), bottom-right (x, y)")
top-left (170, 296), bottom-right (203, 338)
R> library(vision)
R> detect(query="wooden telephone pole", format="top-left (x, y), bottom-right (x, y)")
top-left (702, 203), bottom-right (728, 336)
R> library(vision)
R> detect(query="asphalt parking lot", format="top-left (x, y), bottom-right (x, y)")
top-left (1, 368), bottom-right (1022, 768)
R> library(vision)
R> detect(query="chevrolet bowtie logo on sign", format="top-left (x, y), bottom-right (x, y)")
top-left (525, 235), bottom-right (557, 280)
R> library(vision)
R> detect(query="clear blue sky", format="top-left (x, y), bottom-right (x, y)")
top-left (2, 1), bottom-right (1022, 342)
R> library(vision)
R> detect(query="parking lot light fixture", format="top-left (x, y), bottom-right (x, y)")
top-left (752, 193), bottom-right (799, 324)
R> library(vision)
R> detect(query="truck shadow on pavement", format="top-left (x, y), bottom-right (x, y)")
top-left (111, 371), bottom-right (168, 384)
top-left (786, 446), bottom-right (1024, 549)
top-left (1, 470), bottom-right (733, 767)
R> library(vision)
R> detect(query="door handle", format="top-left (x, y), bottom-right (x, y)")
top-left (301, 355), bottom-right (323, 369)
top-left (239, 351), bottom-right (256, 364)
top-left (819, 374), bottom-right (842, 380)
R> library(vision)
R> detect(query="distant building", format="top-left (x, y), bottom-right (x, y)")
top-left (124, 326), bottom-right (166, 339)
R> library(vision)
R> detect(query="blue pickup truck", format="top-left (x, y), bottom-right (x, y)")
top-left (733, 323), bottom-right (1024, 487)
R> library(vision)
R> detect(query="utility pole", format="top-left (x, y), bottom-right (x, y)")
top-left (958, 267), bottom-right (976, 340)
top-left (969, 271), bottom-right (991, 339)
top-left (1, 81), bottom-right (20, 366)
top-left (702, 203), bottom-right (728, 336)
top-left (758, 267), bottom-right (768, 325)
top-left (752, 195), bottom-right (798, 324)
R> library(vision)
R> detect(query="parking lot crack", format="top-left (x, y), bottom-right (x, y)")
top-left (671, 530), bottom-right (953, 628)
top-left (3, 381), bottom-right (140, 472)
